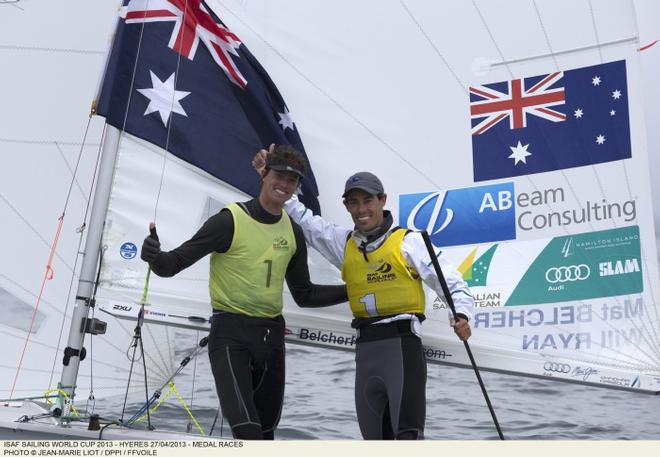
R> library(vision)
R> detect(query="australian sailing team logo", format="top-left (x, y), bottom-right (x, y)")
top-left (272, 236), bottom-right (289, 250)
top-left (399, 182), bottom-right (516, 248)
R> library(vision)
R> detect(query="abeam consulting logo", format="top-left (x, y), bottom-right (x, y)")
top-left (399, 182), bottom-right (516, 248)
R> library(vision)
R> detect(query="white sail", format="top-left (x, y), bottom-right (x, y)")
top-left (95, 0), bottom-right (660, 393)
top-left (0, 0), bottom-right (177, 403)
top-left (2, 0), bottom-right (660, 440)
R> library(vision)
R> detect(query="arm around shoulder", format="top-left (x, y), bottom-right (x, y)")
top-left (284, 195), bottom-right (350, 270)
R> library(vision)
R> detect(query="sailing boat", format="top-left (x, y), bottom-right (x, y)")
top-left (1, 0), bottom-right (659, 440)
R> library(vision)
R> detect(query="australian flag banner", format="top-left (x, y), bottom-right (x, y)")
top-left (96, 0), bottom-right (321, 214)
top-left (470, 60), bottom-right (631, 182)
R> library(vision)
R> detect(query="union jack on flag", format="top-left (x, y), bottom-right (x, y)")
top-left (470, 60), bottom-right (632, 182)
top-left (96, 0), bottom-right (322, 214)
top-left (470, 72), bottom-right (566, 135)
top-left (121, 0), bottom-right (246, 87)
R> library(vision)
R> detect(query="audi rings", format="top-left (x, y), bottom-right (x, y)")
top-left (545, 264), bottom-right (590, 283)
top-left (543, 362), bottom-right (571, 373)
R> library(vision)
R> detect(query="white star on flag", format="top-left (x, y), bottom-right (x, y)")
top-left (592, 76), bottom-right (601, 86)
top-left (574, 108), bottom-right (584, 119)
top-left (610, 109), bottom-right (616, 116)
top-left (137, 71), bottom-right (191, 126)
top-left (596, 134), bottom-right (606, 145)
top-left (508, 141), bottom-right (532, 165)
top-left (612, 89), bottom-right (622, 100)
top-left (278, 108), bottom-right (295, 131)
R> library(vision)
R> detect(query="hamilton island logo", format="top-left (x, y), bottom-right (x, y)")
top-left (366, 260), bottom-right (395, 283)
top-left (272, 236), bottom-right (289, 250)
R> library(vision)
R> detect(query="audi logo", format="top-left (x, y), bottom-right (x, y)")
top-left (545, 265), bottom-right (590, 283)
top-left (544, 362), bottom-right (571, 373)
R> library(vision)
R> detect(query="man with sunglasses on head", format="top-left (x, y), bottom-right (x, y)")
top-left (141, 145), bottom-right (347, 440)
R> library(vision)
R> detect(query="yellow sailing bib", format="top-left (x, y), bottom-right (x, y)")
top-left (209, 203), bottom-right (296, 318)
top-left (341, 228), bottom-right (425, 318)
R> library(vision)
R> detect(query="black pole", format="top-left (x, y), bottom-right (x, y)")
top-left (421, 230), bottom-right (504, 440)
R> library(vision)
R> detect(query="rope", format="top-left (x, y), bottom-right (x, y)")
top-left (187, 330), bottom-right (200, 433)
top-left (639, 40), bottom-right (658, 51)
top-left (132, 383), bottom-right (205, 436)
top-left (7, 214), bottom-right (65, 400)
top-left (43, 389), bottom-right (79, 417)
top-left (140, 267), bottom-right (152, 306)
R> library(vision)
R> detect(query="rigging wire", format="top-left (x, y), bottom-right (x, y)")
top-left (8, 114), bottom-right (98, 400)
top-left (215, 0), bottom-right (441, 190)
top-left (0, 44), bottom-right (103, 55)
top-left (0, 192), bottom-right (76, 275)
top-left (54, 141), bottom-right (88, 202)
top-left (627, 0), bottom-right (660, 360)
top-left (153, 0), bottom-right (189, 223)
top-left (83, 245), bottom-right (108, 416)
top-left (587, 0), bottom-right (605, 63)
top-left (186, 330), bottom-right (200, 434)
top-left (399, 0), bottom-right (468, 95)
top-left (110, 0), bottom-right (203, 426)
top-left (471, 0), bottom-right (514, 80)
top-left (48, 122), bottom-right (106, 394)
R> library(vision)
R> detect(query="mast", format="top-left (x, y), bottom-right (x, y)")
top-left (59, 125), bottom-right (121, 400)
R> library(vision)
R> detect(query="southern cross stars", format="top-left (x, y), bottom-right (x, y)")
top-left (137, 71), bottom-right (191, 127)
top-left (508, 141), bottom-right (532, 165)
top-left (278, 108), bottom-right (295, 131)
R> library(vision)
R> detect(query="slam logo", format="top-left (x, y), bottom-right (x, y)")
top-left (399, 183), bottom-right (516, 247)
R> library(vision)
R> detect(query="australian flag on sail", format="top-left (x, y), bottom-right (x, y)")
top-left (96, 0), bottom-right (321, 214)
top-left (470, 60), bottom-right (631, 182)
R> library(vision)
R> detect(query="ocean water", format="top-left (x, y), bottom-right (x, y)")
top-left (94, 332), bottom-right (660, 440)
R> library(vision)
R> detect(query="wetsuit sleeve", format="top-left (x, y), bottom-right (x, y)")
top-left (401, 231), bottom-right (474, 321)
top-left (285, 221), bottom-right (348, 307)
top-left (149, 209), bottom-right (234, 277)
top-left (284, 195), bottom-right (350, 270)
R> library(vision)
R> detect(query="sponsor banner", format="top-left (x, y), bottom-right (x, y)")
top-left (285, 326), bottom-right (357, 348)
top-left (284, 327), bottom-right (453, 360)
top-left (506, 225), bottom-right (642, 305)
top-left (537, 360), bottom-right (644, 390)
top-left (399, 182), bottom-right (516, 247)
top-left (440, 225), bottom-right (642, 307)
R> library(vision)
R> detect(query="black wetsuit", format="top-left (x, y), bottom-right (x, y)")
top-left (149, 199), bottom-right (347, 439)
top-left (354, 319), bottom-right (426, 439)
